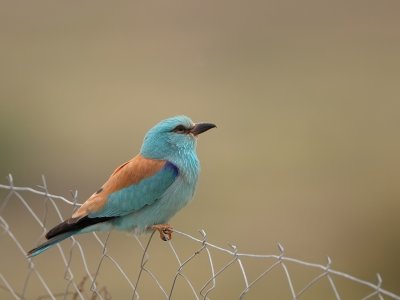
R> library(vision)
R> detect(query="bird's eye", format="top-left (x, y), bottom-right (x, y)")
top-left (172, 125), bottom-right (187, 133)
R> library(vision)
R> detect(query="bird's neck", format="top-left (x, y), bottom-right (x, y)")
top-left (170, 150), bottom-right (200, 184)
top-left (140, 147), bottom-right (200, 184)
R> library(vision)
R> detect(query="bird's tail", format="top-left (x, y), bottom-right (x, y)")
top-left (27, 215), bottom-right (114, 258)
top-left (27, 231), bottom-right (77, 258)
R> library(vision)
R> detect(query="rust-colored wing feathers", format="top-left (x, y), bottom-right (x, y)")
top-left (72, 154), bottom-right (166, 219)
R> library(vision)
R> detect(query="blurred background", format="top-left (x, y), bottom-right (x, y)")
top-left (1, 0), bottom-right (399, 298)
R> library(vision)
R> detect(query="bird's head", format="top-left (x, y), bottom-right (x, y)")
top-left (140, 115), bottom-right (216, 160)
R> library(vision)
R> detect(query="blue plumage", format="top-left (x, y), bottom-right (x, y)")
top-left (91, 162), bottom-right (179, 218)
top-left (27, 115), bottom-right (216, 257)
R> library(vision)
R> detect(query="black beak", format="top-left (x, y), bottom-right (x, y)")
top-left (190, 122), bottom-right (217, 136)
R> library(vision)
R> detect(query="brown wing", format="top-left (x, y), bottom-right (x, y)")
top-left (71, 154), bottom-right (166, 219)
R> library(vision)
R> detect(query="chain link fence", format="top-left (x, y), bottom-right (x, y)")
top-left (0, 174), bottom-right (399, 299)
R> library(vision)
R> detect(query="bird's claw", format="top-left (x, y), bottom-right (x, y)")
top-left (151, 224), bottom-right (173, 241)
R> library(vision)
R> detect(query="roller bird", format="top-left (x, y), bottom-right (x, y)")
top-left (28, 115), bottom-right (216, 257)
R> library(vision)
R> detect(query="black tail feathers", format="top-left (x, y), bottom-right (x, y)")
top-left (27, 215), bottom-right (114, 257)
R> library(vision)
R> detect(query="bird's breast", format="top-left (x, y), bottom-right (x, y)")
top-left (173, 151), bottom-right (200, 184)
top-left (113, 152), bottom-right (200, 231)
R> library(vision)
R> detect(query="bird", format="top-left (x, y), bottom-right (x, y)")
top-left (27, 115), bottom-right (216, 257)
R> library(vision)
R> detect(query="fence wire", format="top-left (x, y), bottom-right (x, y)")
top-left (0, 174), bottom-right (399, 300)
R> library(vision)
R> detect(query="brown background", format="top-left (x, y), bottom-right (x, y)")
top-left (1, 0), bottom-right (399, 298)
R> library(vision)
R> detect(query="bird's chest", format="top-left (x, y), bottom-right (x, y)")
top-left (115, 156), bottom-right (200, 230)
top-left (159, 157), bottom-right (199, 212)
top-left (165, 168), bottom-right (198, 205)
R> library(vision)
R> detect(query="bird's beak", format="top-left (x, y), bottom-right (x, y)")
top-left (190, 123), bottom-right (217, 136)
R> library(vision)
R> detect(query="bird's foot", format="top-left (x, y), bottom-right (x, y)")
top-left (150, 224), bottom-right (173, 241)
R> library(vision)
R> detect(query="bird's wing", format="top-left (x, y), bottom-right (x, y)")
top-left (72, 154), bottom-right (179, 219)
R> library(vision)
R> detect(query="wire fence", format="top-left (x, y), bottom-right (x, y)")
top-left (0, 174), bottom-right (399, 300)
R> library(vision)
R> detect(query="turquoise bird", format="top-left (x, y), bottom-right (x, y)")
top-left (27, 116), bottom-right (216, 257)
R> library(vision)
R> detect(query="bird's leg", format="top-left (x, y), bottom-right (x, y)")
top-left (150, 224), bottom-right (173, 241)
